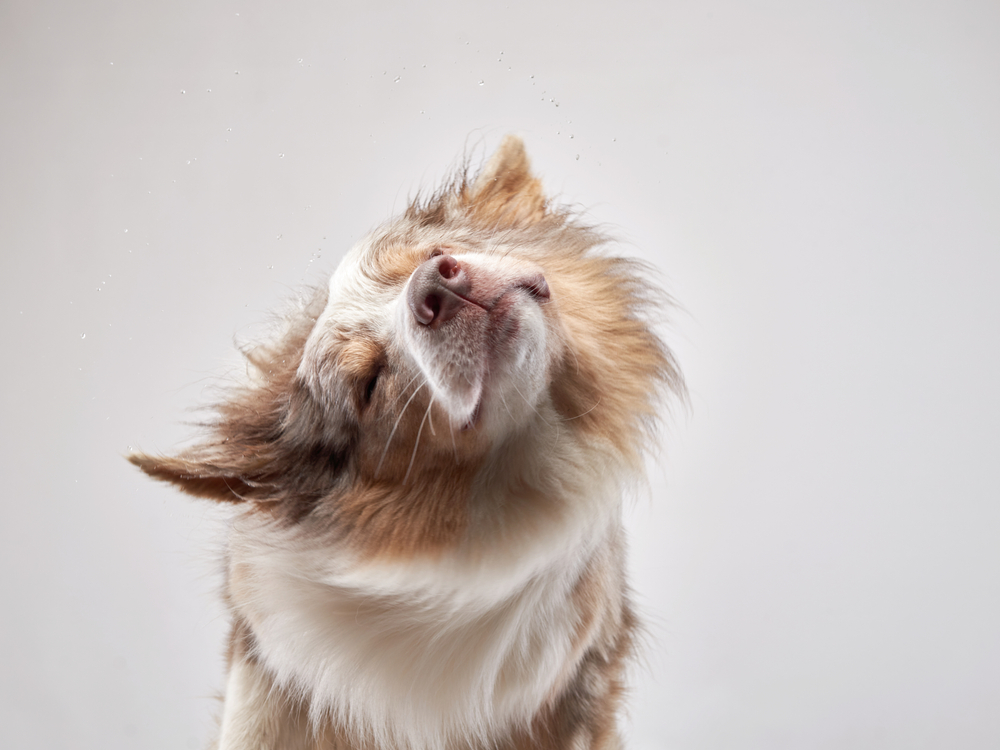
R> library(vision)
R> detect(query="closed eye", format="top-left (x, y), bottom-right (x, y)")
top-left (363, 368), bottom-right (381, 405)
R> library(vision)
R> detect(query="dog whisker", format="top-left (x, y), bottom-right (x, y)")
top-left (403, 398), bottom-right (434, 485)
top-left (561, 396), bottom-right (602, 421)
top-left (375, 378), bottom-right (426, 478)
top-left (386, 370), bottom-right (424, 414)
top-left (426, 396), bottom-right (436, 437)
top-left (510, 381), bottom-right (552, 427)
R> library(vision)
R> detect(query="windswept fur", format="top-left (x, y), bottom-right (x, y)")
top-left (131, 135), bottom-right (682, 750)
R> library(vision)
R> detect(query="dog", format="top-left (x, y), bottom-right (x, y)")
top-left (130, 135), bottom-right (682, 750)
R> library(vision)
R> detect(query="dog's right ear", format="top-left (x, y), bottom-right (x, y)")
top-left (128, 377), bottom-right (347, 504)
top-left (128, 449), bottom-right (262, 502)
top-left (130, 285), bottom-right (346, 505)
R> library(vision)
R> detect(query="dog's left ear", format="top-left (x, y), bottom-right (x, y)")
top-left (465, 135), bottom-right (547, 226)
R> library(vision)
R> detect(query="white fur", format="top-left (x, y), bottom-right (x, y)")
top-left (225, 432), bottom-right (625, 750)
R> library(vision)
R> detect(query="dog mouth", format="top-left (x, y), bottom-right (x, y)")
top-left (460, 399), bottom-right (482, 431)
top-left (403, 253), bottom-right (551, 432)
top-left (463, 281), bottom-right (551, 431)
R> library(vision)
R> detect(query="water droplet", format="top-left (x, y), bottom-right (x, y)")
top-left (81, 333), bottom-right (86, 339)
top-left (570, 135), bottom-right (574, 139)
top-left (478, 80), bottom-right (484, 86)
top-left (180, 89), bottom-right (186, 94)
top-left (297, 58), bottom-right (303, 64)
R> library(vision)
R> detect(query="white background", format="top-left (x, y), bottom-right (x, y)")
top-left (2, 1), bottom-right (998, 748)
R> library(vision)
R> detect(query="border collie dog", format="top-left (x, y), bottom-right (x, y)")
top-left (132, 135), bottom-right (682, 750)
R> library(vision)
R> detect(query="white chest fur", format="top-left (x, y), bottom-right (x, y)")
top-left (224, 502), bottom-right (618, 750)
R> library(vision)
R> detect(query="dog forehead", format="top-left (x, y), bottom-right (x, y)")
top-left (321, 243), bottom-right (404, 332)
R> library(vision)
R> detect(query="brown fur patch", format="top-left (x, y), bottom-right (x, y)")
top-left (129, 285), bottom-right (350, 523)
top-left (544, 252), bottom-right (679, 468)
top-left (465, 134), bottom-right (548, 227)
top-left (367, 241), bottom-right (436, 286)
top-left (316, 466), bottom-right (477, 558)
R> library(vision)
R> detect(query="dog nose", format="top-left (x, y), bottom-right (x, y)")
top-left (408, 254), bottom-right (472, 327)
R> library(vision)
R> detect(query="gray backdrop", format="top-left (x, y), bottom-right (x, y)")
top-left (2, 1), bottom-right (998, 748)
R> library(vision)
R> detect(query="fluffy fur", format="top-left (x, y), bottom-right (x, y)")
top-left (131, 135), bottom-right (682, 750)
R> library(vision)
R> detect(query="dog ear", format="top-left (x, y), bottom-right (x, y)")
top-left (131, 377), bottom-right (351, 511)
top-left (129, 384), bottom-right (348, 506)
top-left (129, 362), bottom-right (349, 506)
top-left (465, 134), bottom-right (547, 226)
top-left (129, 286), bottom-right (347, 507)
top-left (128, 449), bottom-right (261, 502)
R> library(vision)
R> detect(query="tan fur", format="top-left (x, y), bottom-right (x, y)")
top-left (131, 135), bottom-right (682, 749)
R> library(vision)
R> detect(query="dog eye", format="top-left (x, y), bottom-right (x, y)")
top-left (363, 368), bottom-right (381, 405)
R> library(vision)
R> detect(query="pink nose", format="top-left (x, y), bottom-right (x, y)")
top-left (407, 254), bottom-right (472, 327)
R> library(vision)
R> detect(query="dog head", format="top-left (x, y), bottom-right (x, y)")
top-left (130, 136), bottom-right (681, 560)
